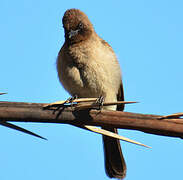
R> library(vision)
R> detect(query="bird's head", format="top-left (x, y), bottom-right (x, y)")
top-left (62, 9), bottom-right (94, 44)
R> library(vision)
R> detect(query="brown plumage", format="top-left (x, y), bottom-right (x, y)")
top-left (57, 9), bottom-right (126, 179)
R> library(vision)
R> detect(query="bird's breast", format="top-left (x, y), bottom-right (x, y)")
top-left (58, 39), bottom-right (121, 98)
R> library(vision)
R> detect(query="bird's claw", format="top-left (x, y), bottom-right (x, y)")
top-left (64, 95), bottom-right (78, 104)
top-left (43, 95), bottom-right (79, 112)
top-left (64, 95), bottom-right (78, 110)
top-left (95, 96), bottom-right (104, 110)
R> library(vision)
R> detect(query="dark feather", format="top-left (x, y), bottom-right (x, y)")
top-left (103, 81), bottom-right (126, 179)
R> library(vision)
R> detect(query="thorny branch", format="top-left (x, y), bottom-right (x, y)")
top-left (0, 100), bottom-right (183, 142)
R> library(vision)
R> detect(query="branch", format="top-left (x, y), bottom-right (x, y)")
top-left (0, 101), bottom-right (183, 139)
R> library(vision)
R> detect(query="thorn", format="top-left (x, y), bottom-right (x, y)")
top-left (76, 124), bottom-right (151, 148)
top-left (158, 112), bottom-right (183, 120)
top-left (0, 93), bottom-right (7, 95)
top-left (0, 121), bottom-right (47, 140)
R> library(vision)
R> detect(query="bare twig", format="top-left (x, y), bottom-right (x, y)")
top-left (0, 99), bottom-right (145, 146)
top-left (0, 101), bottom-right (183, 139)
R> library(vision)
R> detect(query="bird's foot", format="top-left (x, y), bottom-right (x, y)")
top-left (65, 95), bottom-right (78, 110)
top-left (65, 95), bottom-right (78, 104)
top-left (43, 95), bottom-right (78, 111)
top-left (95, 95), bottom-right (104, 110)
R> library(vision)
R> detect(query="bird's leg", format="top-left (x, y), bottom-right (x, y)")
top-left (65, 94), bottom-right (78, 104)
top-left (67, 95), bottom-right (78, 110)
top-left (95, 95), bottom-right (105, 110)
top-left (53, 95), bottom-right (78, 112)
top-left (43, 95), bottom-right (78, 111)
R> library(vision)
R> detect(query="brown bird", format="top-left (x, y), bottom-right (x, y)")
top-left (57, 9), bottom-right (126, 179)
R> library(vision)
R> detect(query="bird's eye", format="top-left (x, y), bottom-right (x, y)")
top-left (78, 22), bottom-right (84, 29)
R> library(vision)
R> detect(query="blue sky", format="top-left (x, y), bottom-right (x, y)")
top-left (0, 0), bottom-right (183, 179)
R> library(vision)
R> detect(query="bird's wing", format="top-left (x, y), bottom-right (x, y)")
top-left (117, 82), bottom-right (125, 111)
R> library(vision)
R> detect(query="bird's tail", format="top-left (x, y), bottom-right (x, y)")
top-left (102, 127), bottom-right (126, 179)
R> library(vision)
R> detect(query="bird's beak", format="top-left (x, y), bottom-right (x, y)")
top-left (68, 29), bottom-right (79, 38)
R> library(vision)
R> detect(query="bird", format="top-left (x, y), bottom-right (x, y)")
top-left (57, 9), bottom-right (126, 179)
